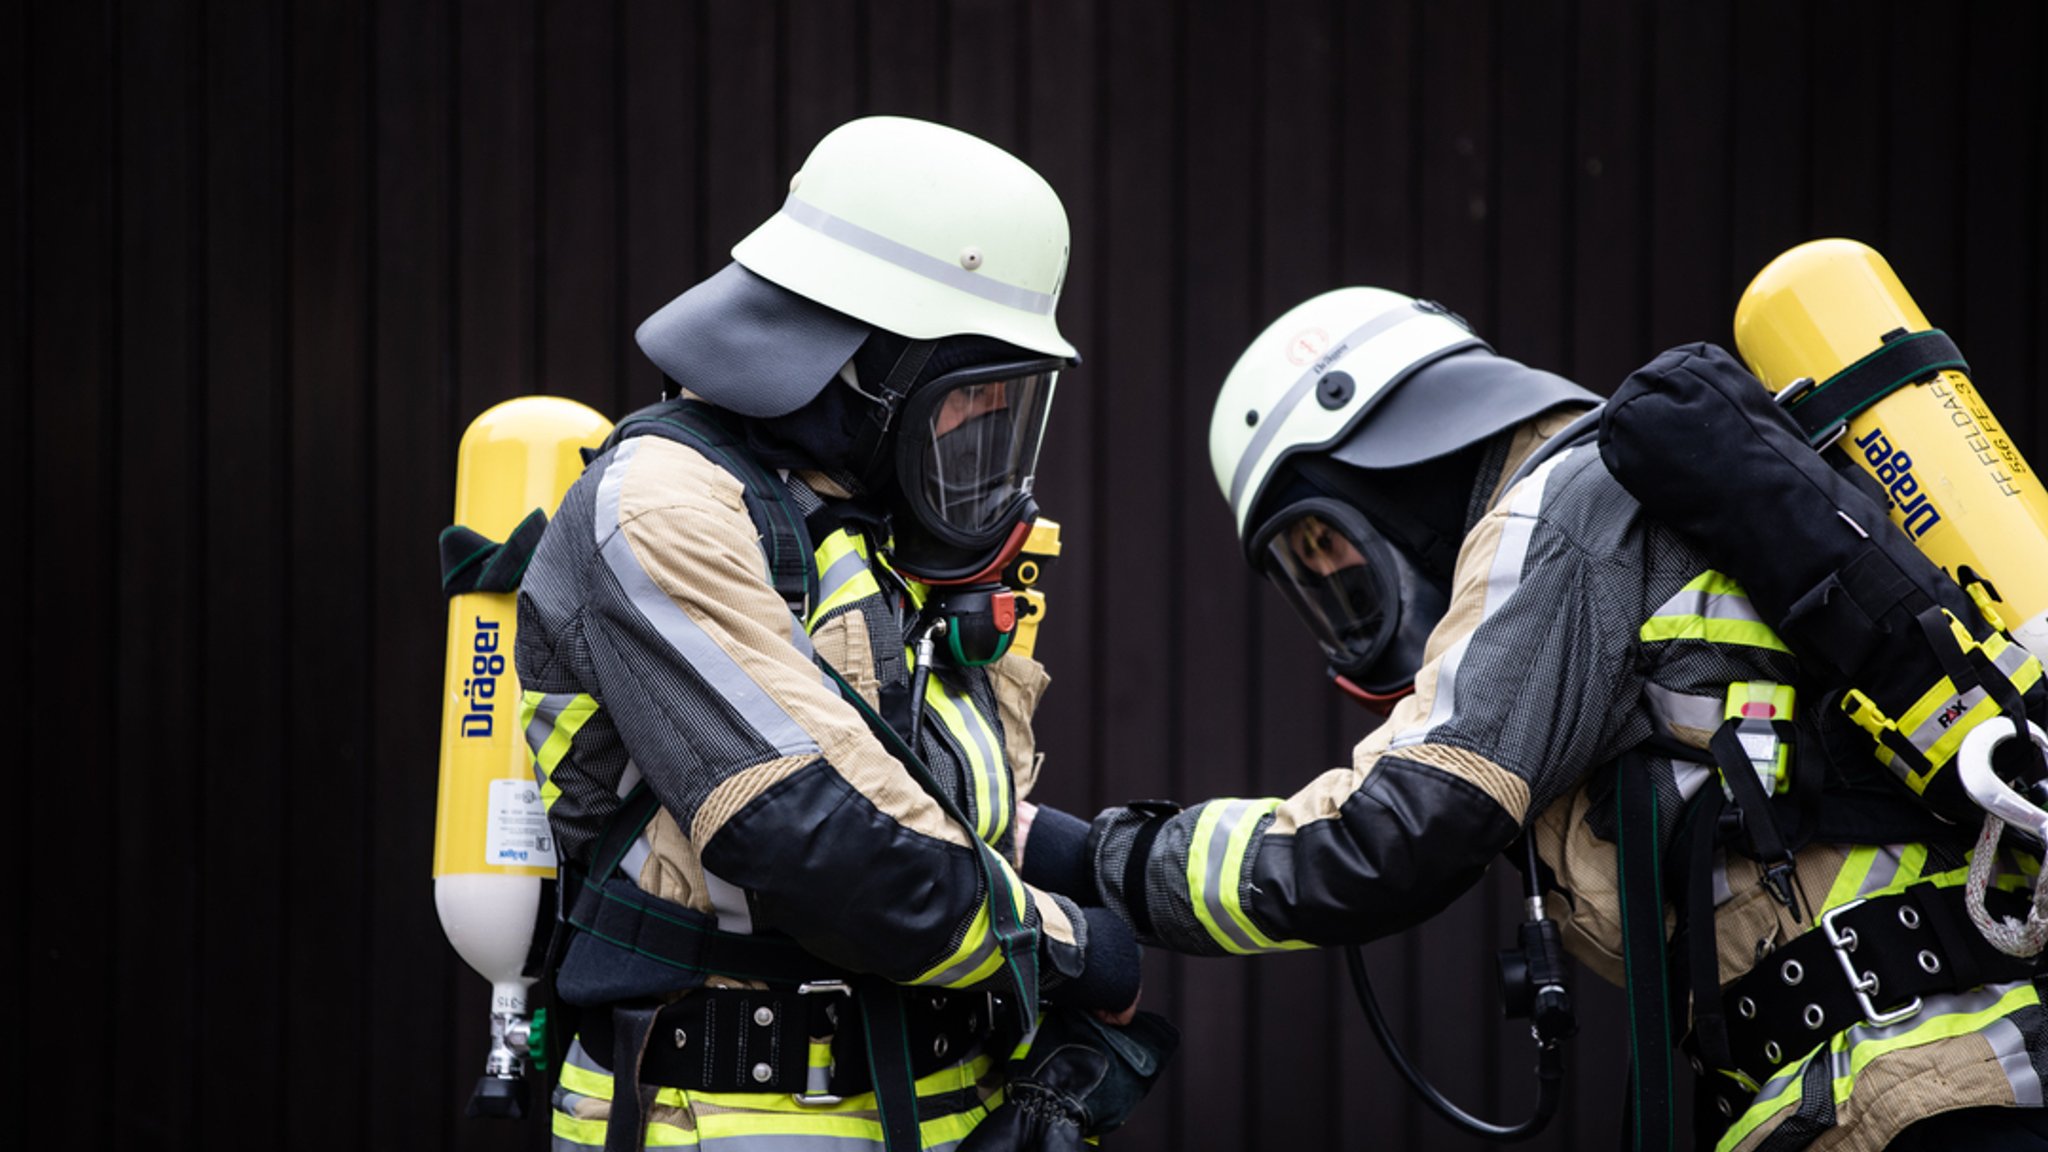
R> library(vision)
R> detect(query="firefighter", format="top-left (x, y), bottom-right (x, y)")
top-left (1069, 285), bottom-right (2048, 1150)
top-left (515, 116), bottom-right (1159, 1152)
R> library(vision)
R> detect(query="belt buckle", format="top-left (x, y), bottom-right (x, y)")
top-left (792, 980), bottom-right (854, 1106)
top-left (1819, 898), bottom-right (1923, 1027)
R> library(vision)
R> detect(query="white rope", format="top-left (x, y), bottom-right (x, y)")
top-left (1965, 811), bottom-right (2048, 958)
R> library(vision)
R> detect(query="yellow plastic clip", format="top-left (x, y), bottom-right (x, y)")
top-left (1839, 688), bottom-right (1898, 743)
top-left (1966, 580), bottom-right (2010, 634)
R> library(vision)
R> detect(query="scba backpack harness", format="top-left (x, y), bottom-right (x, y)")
top-left (1598, 343), bottom-right (2048, 1148)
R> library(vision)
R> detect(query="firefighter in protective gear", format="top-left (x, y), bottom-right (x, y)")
top-left (1078, 286), bottom-right (2048, 1150)
top-left (515, 116), bottom-right (1153, 1152)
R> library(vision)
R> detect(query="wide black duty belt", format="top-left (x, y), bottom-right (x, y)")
top-left (1690, 882), bottom-right (2041, 1122)
top-left (580, 982), bottom-right (1003, 1101)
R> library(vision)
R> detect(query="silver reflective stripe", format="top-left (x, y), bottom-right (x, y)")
top-left (600, 531), bottom-right (820, 758)
top-left (1857, 845), bottom-right (1905, 900)
top-left (617, 758), bottom-right (644, 798)
top-left (921, 926), bottom-right (1000, 989)
top-left (780, 195), bottom-right (1057, 316)
top-left (1672, 760), bottom-right (1713, 804)
top-left (704, 869), bottom-right (755, 935)
top-left (1658, 591), bottom-right (1766, 627)
top-left (1985, 1016), bottom-right (2044, 1105)
top-left (1198, 800), bottom-right (1267, 954)
top-left (526, 692), bottom-right (578, 752)
top-left (619, 834), bottom-right (653, 885)
top-left (1644, 682), bottom-right (1724, 742)
top-left (564, 1038), bottom-right (607, 1074)
top-left (816, 548), bottom-right (868, 605)
top-left (595, 439), bottom-right (638, 546)
top-left (1226, 304), bottom-right (1452, 514)
top-left (1394, 450), bottom-right (1565, 749)
top-left (956, 701), bottom-right (1005, 832)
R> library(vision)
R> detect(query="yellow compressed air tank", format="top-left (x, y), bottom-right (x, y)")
top-left (1734, 239), bottom-right (2048, 656)
top-left (434, 395), bottom-right (611, 1115)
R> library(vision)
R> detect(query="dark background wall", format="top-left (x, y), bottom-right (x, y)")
top-left (14, 1), bottom-right (2048, 1149)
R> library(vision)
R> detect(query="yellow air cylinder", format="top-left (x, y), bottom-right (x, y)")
top-left (433, 396), bottom-right (611, 1110)
top-left (1734, 239), bottom-right (2048, 656)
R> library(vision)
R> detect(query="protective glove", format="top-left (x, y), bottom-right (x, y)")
top-left (1018, 803), bottom-right (1094, 899)
top-left (957, 1008), bottom-right (1180, 1151)
top-left (1044, 906), bottom-right (1140, 1016)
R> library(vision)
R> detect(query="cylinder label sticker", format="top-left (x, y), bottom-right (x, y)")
top-left (485, 778), bottom-right (557, 868)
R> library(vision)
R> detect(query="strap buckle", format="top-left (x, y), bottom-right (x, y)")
top-left (792, 981), bottom-right (854, 1106)
top-left (1819, 899), bottom-right (1923, 1027)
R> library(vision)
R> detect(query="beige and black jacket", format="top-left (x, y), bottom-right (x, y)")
top-left (515, 431), bottom-right (1088, 1149)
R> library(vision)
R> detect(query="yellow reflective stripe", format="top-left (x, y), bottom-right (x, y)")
top-left (1816, 846), bottom-right (1882, 924)
top-left (1639, 615), bottom-right (1791, 653)
top-left (808, 530), bottom-right (883, 625)
top-left (1718, 983), bottom-right (2043, 1151)
top-left (1187, 799), bottom-right (1314, 955)
top-left (553, 1109), bottom-right (696, 1147)
top-left (1830, 984), bottom-right (2041, 1103)
top-left (520, 692), bottom-right (599, 811)
top-left (910, 897), bottom-right (1004, 989)
top-left (923, 682), bottom-right (1008, 845)
top-left (1641, 571), bottom-right (1791, 653)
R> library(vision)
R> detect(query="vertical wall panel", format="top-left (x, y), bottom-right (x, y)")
top-left (111, 0), bottom-right (203, 1145)
top-left (366, 0), bottom-right (464, 1143)
top-left (25, 2), bottom-right (116, 1147)
top-left (286, 2), bottom-right (373, 1149)
top-left (538, 0), bottom-right (620, 409)
top-left (618, 0), bottom-right (700, 410)
top-left (22, 5), bottom-right (2048, 1151)
top-left (197, 1), bottom-right (292, 1144)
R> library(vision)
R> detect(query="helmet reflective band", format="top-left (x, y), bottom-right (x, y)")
top-left (1247, 496), bottom-right (1447, 695)
top-left (733, 116), bottom-right (1076, 360)
top-left (898, 360), bottom-right (1060, 552)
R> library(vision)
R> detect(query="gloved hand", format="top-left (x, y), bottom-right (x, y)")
top-left (1045, 906), bottom-right (1141, 1020)
top-left (957, 1008), bottom-right (1180, 1151)
top-left (1018, 802), bottom-right (1094, 899)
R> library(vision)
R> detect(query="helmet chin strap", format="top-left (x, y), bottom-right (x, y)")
top-left (1333, 672), bottom-right (1413, 716)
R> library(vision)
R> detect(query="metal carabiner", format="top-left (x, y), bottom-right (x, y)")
top-left (1958, 718), bottom-right (2048, 845)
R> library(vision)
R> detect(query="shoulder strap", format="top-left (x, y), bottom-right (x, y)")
top-left (609, 399), bottom-right (817, 616)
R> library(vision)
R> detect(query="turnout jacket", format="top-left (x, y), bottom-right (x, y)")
top-left (1091, 413), bottom-right (2048, 1152)
top-left (516, 431), bottom-right (1089, 1150)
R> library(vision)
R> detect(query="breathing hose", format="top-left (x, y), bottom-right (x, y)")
top-left (1344, 838), bottom-right (1571, 1142)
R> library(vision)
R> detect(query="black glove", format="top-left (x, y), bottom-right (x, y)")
top-left (957, 1008), bottom-right (1180, 1151)
top-left (1045, 906), bottom-right (1140, 1014)
top-left (1020, 804), bottom-right (1093, 899)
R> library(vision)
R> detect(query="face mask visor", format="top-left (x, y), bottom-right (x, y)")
top-left (1249, 498), bottom-right (1402, 679)
top-left (897, 360), bottom-right (1062, 553)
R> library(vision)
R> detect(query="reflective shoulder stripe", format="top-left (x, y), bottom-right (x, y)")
top-left (923, 679), bottom-right (1009, 846)
top-left (1187, 799), bottom-right (1314, 955)
top-left (520, 690), bottom-right (601, 810)
top-left (597, 447), bottom-right (820, 759)
top-left (1392, 449), bottom-right (1566, 749)
top-left (1640, 570), bottom-right (1790, 654)
top-left (807, 528), bottom-right (882, 626)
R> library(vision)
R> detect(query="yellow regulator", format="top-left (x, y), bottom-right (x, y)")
top-left (1735, 239), bottom-right (2048, 657)
top-left (434, 395), bottom-right (611, 1117)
